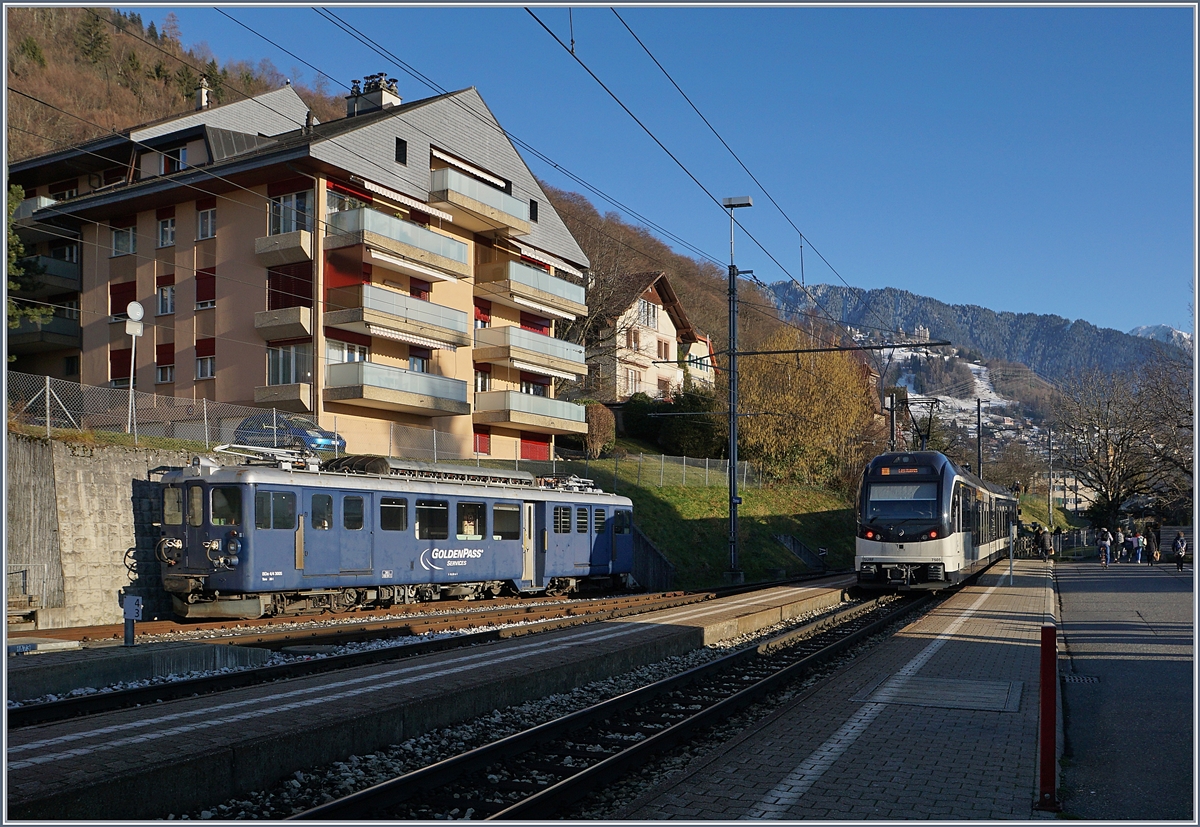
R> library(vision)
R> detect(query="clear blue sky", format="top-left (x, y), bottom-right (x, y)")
top-left (125, 5), bottom-right (1195, 335)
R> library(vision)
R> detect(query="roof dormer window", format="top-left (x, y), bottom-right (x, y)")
top-left (161, 146), bottom-right (187, 175)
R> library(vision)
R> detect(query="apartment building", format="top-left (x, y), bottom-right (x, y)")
top-left (8, 77), bottom-right (591, 459)
top-left (585, 271), bottom-right (703, 401)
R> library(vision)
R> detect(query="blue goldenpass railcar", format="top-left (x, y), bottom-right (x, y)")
top-left (157, 449), bottom-right (636, 618)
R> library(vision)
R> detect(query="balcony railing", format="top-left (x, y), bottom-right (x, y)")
top-left (474, 325), bottom-right (584, 365)
top-left (473, 390), bottom-right (586, 423)
top-left (12, 196), bottom-right (57, 222)
top-left (331, 284), bottom-right (468, 335)
top-left (326, 207), bottom-right (468, 264)
top-left (16, 256), bottom-right (80, 294)
top-left (431, 167), bottom-right (529, 223)
top-left (8, 313), bottom-right (81, 353)
top-left (325, 360), bottom-right (468, 404)
top-left (488, 260), bottom-right (585, 305)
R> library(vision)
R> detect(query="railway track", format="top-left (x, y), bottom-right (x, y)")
top-left (7, 591), bottom-right (713, 728)
top-left (288, 593), bottom-right (933, 821)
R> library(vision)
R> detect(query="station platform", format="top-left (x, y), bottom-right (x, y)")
top-left (617, 559), bottom-right (1058, 820)
top-left (6, 577), bottom-right (852, 820)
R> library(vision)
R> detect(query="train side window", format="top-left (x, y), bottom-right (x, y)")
top-left (187, 485), bottom-right (203, 527)
top-left (344, 496), bottom-right (364, 531)
top-left (576, 507), bottom-right (589, 533)
top-left (493, 503), bottom-right (520, 540)
top-left (211, 487), bottom-right (242, 526)
top-left (416, 499), bottom-right (449, 540)
top-left (457, 502), bottom-right (486, 541)
top-left (553, 506), bottom-right (571, 533)
top-left (312, 495), bottom-right (333, 530)
top-left (381, 497), bottom-right (407, 531)
top-left (256, 491), bottom-right (296, 529)
top-left (614, 510), bottom-right (632, 535)
top-left (594, 509), bottom-right (606, 534)
top-left (164, 487), bottom-right (183, 525)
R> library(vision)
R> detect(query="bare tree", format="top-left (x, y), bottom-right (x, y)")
top-left (1134, 341), bottom-right (1193, 519)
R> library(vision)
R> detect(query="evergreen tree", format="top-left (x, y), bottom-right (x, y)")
top-left (7, 185), bottom-right (53, 346)
top-left (75, 13), bottom-right (111, 64)
top-left (146, 21), bottom-right (158, 42)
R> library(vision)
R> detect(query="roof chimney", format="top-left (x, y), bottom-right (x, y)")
top-left (195, 75), bottom-right (213, 110)
top-left (345, 72), bottom-right (401, 117)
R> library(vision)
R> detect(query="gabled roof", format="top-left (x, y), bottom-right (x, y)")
top-left (602, 271), bottom-right (698, 344)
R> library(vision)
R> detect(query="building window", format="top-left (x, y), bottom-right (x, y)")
top-left (529, 199), bottom-right (539, 222)
top-left (327, 339), bottom-right (368, 365)
top-left (197, 208), bottom-right (216, 239)
top-left (109, 281), bottom-right (136, 319)
top-left (156, 365), bottom-right (175, 384)
top-left (638, 298), bottom-right (657, 326)
top-left (49, 242), bottom-right (78, 263)
top-left (269, 190), bottom-right (311, 235)
top-left (64, 355), bottom-right (79, 376)
top-left (161, 146), bottom-right (187, 174)
top-left (111, 225), bottom-right (136, 256)
top-left (409, 278), bottom-right (431, 301)
top-left (657, 378), bottom-right (671, 398)
top-left (195, 268), bottom-right (216, 309)
top-left (657, 340), bottom-right (671, 361)
top-left (49, 181), bottom-right (77, 201)
top-left (326, 189), bottom-right (367, 215)
top-left (408, 346), bottom-right (430, 373)
top-left (474, 366), bottom-right (491, 393)
top-left (474, 299), bottom-right (491, 329)
top-left (157, 217), bottom-right (176, 247)
top-left (196, 356), bottom-right (215, 380)
top-left (395, 137), bottom-right (408, 165)
top-left (157, 285), bottom-right (175, 315)
top-left (520, 372), bottom-right (549, 397)
top-left (267, 342), bottom-right (313, 385)
top-left (267, 263), bottom-right (314, 310)
top-left (626, 328), bottom-right (640, 351)
top-left (626, 369), bottom-right (640, 395)
top-left (473, 426), bottom-right (491, 455)
top-left (60, 298), bottom-right (79, 320)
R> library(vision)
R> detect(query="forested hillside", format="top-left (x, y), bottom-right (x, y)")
top-left (771, 282), bottom-right (1172, 383)
top-left (6, 7), bottom-right (342, 161)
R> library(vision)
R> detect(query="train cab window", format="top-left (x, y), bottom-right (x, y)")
top-left (865, 483), bottom-right (938, 521)
top-left (493, 503), bottom-right (520, 541)
top-left (457, 502), bottom-right (486, 541)
top-left (594, 509), bottom-right (606, 534)
top-left (344, 496), bottom-right (364, 531)
top-left (553, 506), bottom-right (571, 533)
top-left (312, 495), bottom-right (333, 530)
top-left (576, 507), bottom-right (589, 533)
top-left (211, 487), bottom-right (242, 526)
top-left (255, 491), bottom-right (296, 530)
top-left (416, 499), bottom-right (449, 540)
top-left (187, 485), bottom-right (203, 527)
top-left (163, 487), bottom-right (183, 525)
top-left (381, 497), bottom-right (408, 531)
top-left (614, 510), bottom-right (632, 535)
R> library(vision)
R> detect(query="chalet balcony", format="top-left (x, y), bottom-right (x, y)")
top-left (475, 259), bottom-right (586, 321)
top-left (325, 207), bottom-right (469, 280)
top-left (473, 325), bottom-right (586, 380)
top-left (253, 306), bottom-right (312, 341)
top-left (8, 313), bottom-right (81, 354)
top-left (429, 167), bottom-right (531, 238)
top-left (254, 230), bottom-right (313, 267)
top-left (472, 390), bottom-right (587, 436)
top-left (324, 360), bottom-right (469, 416)
top-left (16, 256), bottom-right (80, 296)
top-left (325, 284), bottom-right (470, 349)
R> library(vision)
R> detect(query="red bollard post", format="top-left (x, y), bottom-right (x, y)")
top-left (1035, 623), bottom-right (1061, 811)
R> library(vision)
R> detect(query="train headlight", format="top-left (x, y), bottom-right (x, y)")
top-left (226, 538), bottom-right (242, 555)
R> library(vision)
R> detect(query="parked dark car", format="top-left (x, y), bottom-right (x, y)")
top-left (232, 413), bottom-right (346, 453)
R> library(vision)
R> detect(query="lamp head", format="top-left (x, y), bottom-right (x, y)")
top-left (722, 196), bottom-right (753, 209)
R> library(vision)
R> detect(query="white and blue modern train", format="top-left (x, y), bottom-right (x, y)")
top-left (157, 448), bottom-right (636, 618)
top-left (854, 451), bottom-right (1017, 589)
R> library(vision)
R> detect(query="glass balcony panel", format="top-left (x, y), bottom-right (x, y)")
top-left (473, 390), bottom-right (585, 423)
top-left (326, 208), bottom-right (468, 264)
top-left (325, 360), bottom-right (468, 403)
top-left (357, 285), bottom-right (468, 334)
top-left (502, 260), bottom-right (585, 305)
top-left (431, 167), bottom-right (528, 222)
top-left (474, 325), bottom-right (584, 363)
top-left (12, 196), bottom-right (58, 222)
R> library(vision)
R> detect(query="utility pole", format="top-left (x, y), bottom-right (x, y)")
top-left (721, 196), bottom-right (752, 585)
top-left (977, 398), bottom-right (983, 478)
top-left (1047, 426), bottom-right (1053, 527)
top-left (888, 392), bottom-right (896, 452)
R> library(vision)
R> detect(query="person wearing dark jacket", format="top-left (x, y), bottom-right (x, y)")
top-left (1173, 532), bottom-right (1188, 572)
top-left (1038, 527), bottom-right (1054, 562)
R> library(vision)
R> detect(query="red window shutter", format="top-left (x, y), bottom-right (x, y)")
top-left (196, 268), bottom-right (216, 302)
top-left (109, 281), bottom-right (137, 314)
top-left (324, 327), bottom-right (372, 348)
top-left (267, 178), bottom-right (312, 197)
top-left (156, 273), bottom-right (175, 287)
top-left (156, 343), bottom-right (175, 366)
top-left (520, 371), bottom-right (549, 387)
top-left (473, 426), bottom-right (491, 455)
top-left (195, 338), bottom-right (216, 358)
top-left (473, 362), bottom-right (491, 374)
top-left (520, 432), bottom-right (551, 461)
top-left (410, 278), bottom-right (431, 301)
top-left (156, 206), bottom-right (176, 220)
top-left (474, 299), bottom-right (491, 323)
top-left (195, 196), bottom-right (217, 211)
top-left (409, 346), bottom-right (432, 361)
top-left (267, 263), bottom-right (313, 310)
top-left (111, 214), bottom-right (137, 229)
top-left (520, 312), bottom-right (550, 335)
top-left (110, 348), bottom-right (132, 380)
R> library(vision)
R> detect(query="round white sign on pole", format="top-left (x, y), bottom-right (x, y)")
top-left (126, 300), bottom-right (144, 322)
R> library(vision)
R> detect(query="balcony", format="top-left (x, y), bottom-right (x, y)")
top-left (15, 256), bottom-right (81, 296)
top-left (429, 167), bottom-right (531, 238)
top-left (325, 207), bottom-right (469, 280)
top-left (12, 196), bottom-right (75, 245)
top-left (324, 360), bottom-right (469, 416)
top-left (12, 196), bottom-right (57, 222)
top-left (254, 306), bottom-right (312, 341)
top-left (255, 230), bottom-right (313, 267)
top-left (475, 260), bottom-right (586, 321)
top-left (8, 313), bottom-right (81, 354)
top-left (254, 383), bottom-right (313, 413)
top-left (325, 284), bottom-right (470, 349)
top-left (472, 390), bottom-right (587, 436)
top-left (473, 325), bottom-right (586, 380)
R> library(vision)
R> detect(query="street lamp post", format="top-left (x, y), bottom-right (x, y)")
top-left (722, 196), bottom-right (752, 583)
top-left (125, 301), bottom-right (144, 444)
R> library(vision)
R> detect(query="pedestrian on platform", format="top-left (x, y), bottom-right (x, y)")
top-left (1115, 528), bottom-right (1125, 563)
top-left (1124, 534), bottom-right (1136, 564)
top-left (1038, 526), bottom-right (1053, 562)
top-left (1134, 532), bottom-right (1144, 564)
top-left (1098, 527), bottom-right (1112, 568)
top-left (1173, 532), bottom-right (1188, 572)
top-left (1148, 529), bottom-right (1159, 565)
